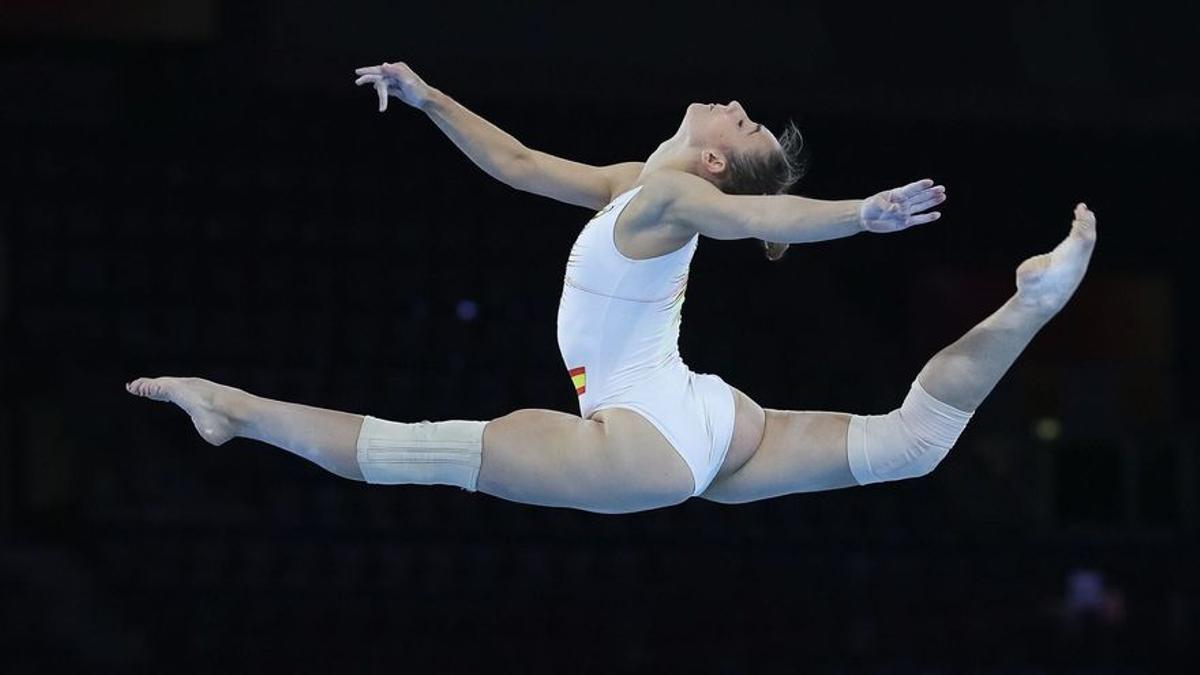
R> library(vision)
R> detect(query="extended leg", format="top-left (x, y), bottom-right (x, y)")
top-left (125, 378), bottom-right (692, 513)
top-left (701, 203), bottom-right (1098, 503)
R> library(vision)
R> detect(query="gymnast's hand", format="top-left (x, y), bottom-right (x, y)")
top-left (859, 179), bottom-right (946, 233)
top-left (354, 61), bottom-right (433, 112)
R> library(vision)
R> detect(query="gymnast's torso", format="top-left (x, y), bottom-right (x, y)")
top-left (556, 183), bottom-right (700, 419)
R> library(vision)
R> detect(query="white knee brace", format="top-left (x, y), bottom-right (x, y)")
top-left (356, 416), bottom-right (488, 491)
top-left (846, 380), bottom-right (973, 485)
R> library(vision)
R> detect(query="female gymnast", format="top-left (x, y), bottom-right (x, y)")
top-left (126, 61), bottom-right (1097, 514)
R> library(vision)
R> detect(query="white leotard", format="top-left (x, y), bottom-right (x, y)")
top-left (555, 184), bottom-right (734, 496)
top-left (556, 184), bottom-right (699, 417)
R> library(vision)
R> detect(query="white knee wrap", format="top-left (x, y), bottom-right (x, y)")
top-left (847, 380), bottom-right (973, 485)
top-left (356, 416), bottom-right (487, 491)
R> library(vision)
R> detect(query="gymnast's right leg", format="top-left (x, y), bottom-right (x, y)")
top-left (701, 203), bottom-right (1098, 503)
top-left (124, 378), bottom-right (683, 514)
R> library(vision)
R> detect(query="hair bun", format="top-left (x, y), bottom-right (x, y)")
top-left (763, 241), bottom-right (790, 261)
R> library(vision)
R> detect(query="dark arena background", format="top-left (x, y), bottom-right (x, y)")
top-left (1, 2), bottom-right (1197, 673)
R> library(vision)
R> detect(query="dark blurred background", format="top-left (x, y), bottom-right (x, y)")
top-left (1, 1), bottom-right (1196, 672)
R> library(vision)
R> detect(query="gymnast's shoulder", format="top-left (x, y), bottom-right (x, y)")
top-left (636, 169), bottom-right (761, 241)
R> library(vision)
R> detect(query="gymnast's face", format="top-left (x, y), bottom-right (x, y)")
top-left (681, 101), bottom-right (781, 177)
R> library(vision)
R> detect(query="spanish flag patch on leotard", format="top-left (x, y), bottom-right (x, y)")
top-left (568, 366), bottom-right (586, 395)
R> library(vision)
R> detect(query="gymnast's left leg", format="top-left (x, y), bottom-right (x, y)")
top-left (701, 203), bottom-right (1097, 503)
top-left (124, 378), bottom-right (369, 481)
top-left (125, 377), bottom-right (693, 513)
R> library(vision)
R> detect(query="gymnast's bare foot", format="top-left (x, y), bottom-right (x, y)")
top-left (1014, 203), bottom-right (1098, 318)
top-left (125, 376), bottom-right (244, 446)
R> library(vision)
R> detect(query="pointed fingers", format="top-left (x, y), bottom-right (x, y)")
top-left (907, 192), bottom-right (946, 214)
top-left (355, 66), bottom-right (382, 75)
top-left (896, 178), bottom-right (936, 198)
top-left (909, 185), bottom-right (946, 202)
top-left (355, 74), bottom-right (380, 86)
top-left (907, 212), bottom-right (941, 227)
top-left (375, 79), bottom-right (388, 111)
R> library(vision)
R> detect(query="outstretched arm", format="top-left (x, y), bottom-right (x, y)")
top-left (354, 61), bottom-right (642, 211)
top-left (650, 169), bottom-right (946, 244)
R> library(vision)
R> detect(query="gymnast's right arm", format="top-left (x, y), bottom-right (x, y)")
top-left (354, 61), bottom-right (642, 211)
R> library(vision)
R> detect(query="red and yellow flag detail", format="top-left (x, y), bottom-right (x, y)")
top-left (568, 366), bottom-right (586, 395)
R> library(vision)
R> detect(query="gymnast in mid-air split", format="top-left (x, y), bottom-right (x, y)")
top-left (127, 61), bottom-right (1097, 514)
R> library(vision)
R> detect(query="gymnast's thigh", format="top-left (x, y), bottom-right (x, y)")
top-left (698, 401), bottom-right (856, 504)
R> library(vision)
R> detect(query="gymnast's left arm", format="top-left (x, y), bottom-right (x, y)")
top-left (653, 171), bottom-right (947, 244)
